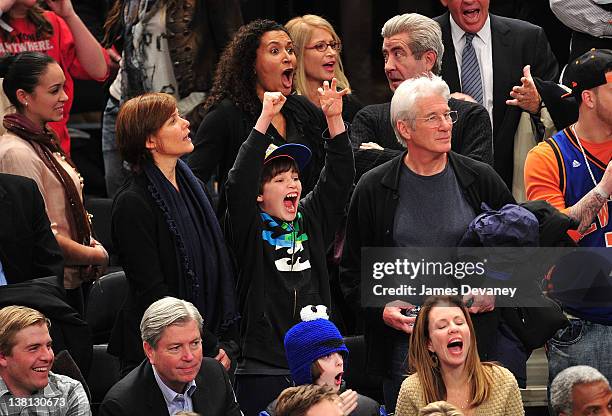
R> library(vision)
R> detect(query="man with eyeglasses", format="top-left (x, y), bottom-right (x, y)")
top-left (350, 13), bottom-right (493, 181)
top-left (340, 75), bottom-right (514, 413)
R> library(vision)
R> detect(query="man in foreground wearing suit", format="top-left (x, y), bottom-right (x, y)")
top-left (435, 0), bottom-right (559, 189)
top-left (99, 297), bottom-right (241, 416)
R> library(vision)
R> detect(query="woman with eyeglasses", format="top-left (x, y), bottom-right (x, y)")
top-left (189, 19), bottom-right (329, 216)
top-left (286, 15), bottom-right (363, 122)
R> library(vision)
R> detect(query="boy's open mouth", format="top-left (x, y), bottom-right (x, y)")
top-left (283, 192), bottom-right (298, 213)
top-left (334, 371), bottom-right (343, 386)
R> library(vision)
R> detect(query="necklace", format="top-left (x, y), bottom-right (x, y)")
top-left (570, 124), bottom-right (612, 201)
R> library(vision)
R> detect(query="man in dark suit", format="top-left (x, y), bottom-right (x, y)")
top-left (351, 13), bottom-right (493, 181)
top-left (434, 0), bottom-right (559, 188)
top-left (99, 297), bottom-right (241, 416)
top-left (0, 173), bottom-right (63, 285)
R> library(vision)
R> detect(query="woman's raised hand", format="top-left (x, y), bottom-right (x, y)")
top-left (44, 0), bottom-right (76, 19)
top-left (0, 0), bottom-right (18, 13)
top-left (318, 78), bottom-right (348, 119)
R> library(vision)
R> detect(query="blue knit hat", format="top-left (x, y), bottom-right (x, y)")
top-left (284, 305), bottom-right (349, 385)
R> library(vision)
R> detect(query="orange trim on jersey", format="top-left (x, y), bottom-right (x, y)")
top-left (546, 138), bottom-right (567, 196)
top-left (605, 232), bottom-right (612, 248)
top-left (565, 127), bottom-right (608, 170)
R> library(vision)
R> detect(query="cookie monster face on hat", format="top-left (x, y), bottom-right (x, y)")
top-left (284, 305), bottom-right (348, 385)
top-left (563, 49), bottom-right (612, 99)
top-left (264, 143), bottom-right (312, 172)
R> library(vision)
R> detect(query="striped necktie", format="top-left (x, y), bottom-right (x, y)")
top-left (461, 32), bottom-right (483, 105)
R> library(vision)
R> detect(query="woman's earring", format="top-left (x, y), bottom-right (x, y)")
top-left (431, 353), bottom-right (439, 368)
top-left (24, 101), bottom-right (28, 107)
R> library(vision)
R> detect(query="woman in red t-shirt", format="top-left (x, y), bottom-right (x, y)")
top-left (0, 0), bottom-right (109, 154)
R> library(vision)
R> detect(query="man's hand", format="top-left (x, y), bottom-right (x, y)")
top-left (568, 160), bottom-right (612, 233)
top-left (599, 161), bottom-right (612, 197)
top-left (450, 92), bottom-right (477, 103)
top-left (338, 389), bottom-right (358, 415)
top-left (215, 348), bottom-right (231, 371)
top-left (359, 142), bottom-right (384, 151)
top-left (463, 294), bottom-right (495, 314)
top-left (383, 305), bottom-right (416, 334)
top-left (506, 65), bottom-right (541, 114)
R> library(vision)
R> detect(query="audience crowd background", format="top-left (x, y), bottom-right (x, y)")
top-left (0, 0), bottom-right (611, 415)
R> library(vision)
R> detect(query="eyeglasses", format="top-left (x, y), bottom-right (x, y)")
top-left (415, 110), bottom-right (458, 127)
top-left (305, 41), bottom-right (342, 53)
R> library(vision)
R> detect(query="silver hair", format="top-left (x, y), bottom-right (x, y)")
top-left (381, 13), bottom-right (444, 75)
top-left (390, 74), bottom-right (450, 147)
top-left (140, 297), bottom-right (203, 348)
top-left (550, 365), bottom-right (610, 416)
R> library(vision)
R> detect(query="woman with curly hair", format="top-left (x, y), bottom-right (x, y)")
top-left (395, 296), bottom-right (524, 416)
top-left (188, 19), bottom-right (327, 216)
top-left (285, 14), bottom-right (363, 122)
top-left (0, 0), bottom-right (109, 154)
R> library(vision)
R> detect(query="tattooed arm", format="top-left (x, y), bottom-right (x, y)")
top-left (566, 161), bottom-right (612, 234)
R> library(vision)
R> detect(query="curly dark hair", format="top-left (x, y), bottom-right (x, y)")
top-left (203, 19), bottom-right (289, 118)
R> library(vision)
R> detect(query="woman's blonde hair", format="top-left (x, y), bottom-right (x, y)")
top-left (408, 296), bottom-right (494, 408)
top-left (285, 15), bottom-right (351, 96)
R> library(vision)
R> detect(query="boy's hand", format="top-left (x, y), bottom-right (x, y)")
top-left (318, 78), bottom-right (348, 119)
top-left (255, 92), bottom-right (286, 134)
top-left (261, 91), bottom-right (286, 118)
top-left (338, 389), bottom-right (358, 415)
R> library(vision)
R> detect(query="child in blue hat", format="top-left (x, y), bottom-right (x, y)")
top-left (263, 305), bottom-right (386, 416)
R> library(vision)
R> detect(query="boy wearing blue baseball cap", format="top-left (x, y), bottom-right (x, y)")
top-left (225, 79), bottom-right (355, 414)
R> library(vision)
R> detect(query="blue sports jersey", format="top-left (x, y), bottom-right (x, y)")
top-left (547, 126), bottom-right (612, 247)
